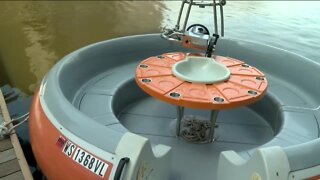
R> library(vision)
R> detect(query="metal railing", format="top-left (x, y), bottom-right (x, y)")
top-left (162, 0), bottom-right (226, 55)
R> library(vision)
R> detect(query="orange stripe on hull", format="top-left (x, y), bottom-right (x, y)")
top-left (29, 89), bottom-right (113, 179)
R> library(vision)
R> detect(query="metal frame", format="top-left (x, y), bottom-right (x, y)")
top-left (162, 0), bottom-right (226, 42)
top-left (175, 106), bottom-right (219, 142)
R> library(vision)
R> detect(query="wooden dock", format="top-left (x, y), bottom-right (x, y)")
top-left (0, 89), bottom-right (33, 180)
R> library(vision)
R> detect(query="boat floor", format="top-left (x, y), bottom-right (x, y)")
top-left (118, 97), bottom-right (274, 180)
top-left (72, 62), bottom-right (276, 179)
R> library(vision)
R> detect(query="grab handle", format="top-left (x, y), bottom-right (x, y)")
top-left (114, 157), bottom-right (130, 180)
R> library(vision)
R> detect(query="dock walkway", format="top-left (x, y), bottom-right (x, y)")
top-left (0, 89), bottom-right (33, 180)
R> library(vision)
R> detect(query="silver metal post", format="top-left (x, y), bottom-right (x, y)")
top-left (212, 0), bottom-right (218, 35)
top-left (175, 0), bottom-right (186, 30)
top-left (182, 0), bottom-right (193, 32)
top-left (176, 106), bottom-right (184, 136)
top-left (220, 4), bottom-right (224, 37)
top-left (209, 110), bottom-right (219, 142)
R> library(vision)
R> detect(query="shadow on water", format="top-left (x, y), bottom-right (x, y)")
top-left (0, 53), bottom-right (10, 86)
top-left (0, 1), bottom-right (165, 94)
top-left (1, 1), bottom-right (320, 93)
top-left (0, 2), bottom-right (164, 178)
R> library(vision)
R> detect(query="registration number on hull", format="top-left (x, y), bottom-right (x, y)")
top-left (60, 138), bottom-right (109, 178)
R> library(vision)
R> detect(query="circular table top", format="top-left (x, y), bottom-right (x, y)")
top-left (135, 52), bottom-right (268, 110)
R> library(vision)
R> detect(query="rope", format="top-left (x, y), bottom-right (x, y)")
top-left (181, 115), bottom-right (211, 143)
top-left (0, 112), bottom-right (29, 138)
top-left (4, 112), bottom-right (29, 126)
top-left (7, 115), bottom-right (29, 134)
top-left (0, 124), bottom-right (8, 138)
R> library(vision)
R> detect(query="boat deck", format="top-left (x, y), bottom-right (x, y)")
top-left (75, 65), bottom-right (275, 179)
top-left (0, 90), bottom-right (32, 180)
top-left (119, 96), bottom-right (274, 180)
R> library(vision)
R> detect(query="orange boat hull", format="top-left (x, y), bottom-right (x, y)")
top-left (29, 89), bottom-right (112, 180)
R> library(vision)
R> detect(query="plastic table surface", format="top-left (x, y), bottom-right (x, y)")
top-left (135, 52), bottom-right (268, 110)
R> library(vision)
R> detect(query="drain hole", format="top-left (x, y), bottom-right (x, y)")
top-left (141, 78), bottom-right (151, 83)
top-left (139, 64), bottom-right (148, 68)
top-left (170, 92), bottom-right (181, 98)
top-left (256, 77), bottom-right (265, 81)
top-left (248, 90), bottom-right (258, 95)
top-left (213, 97), bottom-right (224, 102)
top-left (157, 55), bottom-right (165, 59)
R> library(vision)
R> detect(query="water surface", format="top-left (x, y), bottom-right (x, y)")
top-left (0, 1), bottom-right (319, 94)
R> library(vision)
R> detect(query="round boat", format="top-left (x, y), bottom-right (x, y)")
top-left (29, 34), bottom-right (320, 180)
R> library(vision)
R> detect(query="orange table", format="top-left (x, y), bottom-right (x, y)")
top-left (135, 52), bottom-right (268, 141)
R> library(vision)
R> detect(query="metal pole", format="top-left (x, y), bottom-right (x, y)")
top-left (182, 0), bottom-right (193, 32)
top-left (209, 110), bottom-right (219, 142)
top-left (220, 4), bottom-right (224, 37)
top-left (176, 106), bottom-right (184, 136)
top-left (213, 0), bottom-right (218, 35)
top-left (175, 0), bottom-right (186, 30)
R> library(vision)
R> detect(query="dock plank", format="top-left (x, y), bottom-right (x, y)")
top-left (0, 159), bottom-right (20, 178)
top-left (0, 148), bottom-right (16, 164)
top-left (0, 171), bottom-right (24, 180)
top-left (0, 139), bottom-right (13, 152)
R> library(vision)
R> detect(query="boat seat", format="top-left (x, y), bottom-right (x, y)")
top-left (75, 59), bottom-right (320, 156)
top-left (74, 63), bottom-right (139, 133)
top-left (245, 86), bottom-right (320, 157)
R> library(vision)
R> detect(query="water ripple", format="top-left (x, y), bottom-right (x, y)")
top-left (162, 1), bottom-right (320, 62)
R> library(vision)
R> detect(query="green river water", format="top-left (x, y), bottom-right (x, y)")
top-left (0, 1), bottom-right (319, 94)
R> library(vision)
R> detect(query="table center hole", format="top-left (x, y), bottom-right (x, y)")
top-left (248, 90), bottom-right (258, 95)
top-left (139, 64), bottom-right (149, 68)
top-left (256, 77), bottom-right (264, 81)
top-left (141, 78), bottom-right (151, 83)
top-left (170, 92), bottom-right (181, 98)
top-left (241, 64), bottom-right (250, 68)
top-left (213, 97), bottom-right (224, 102)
